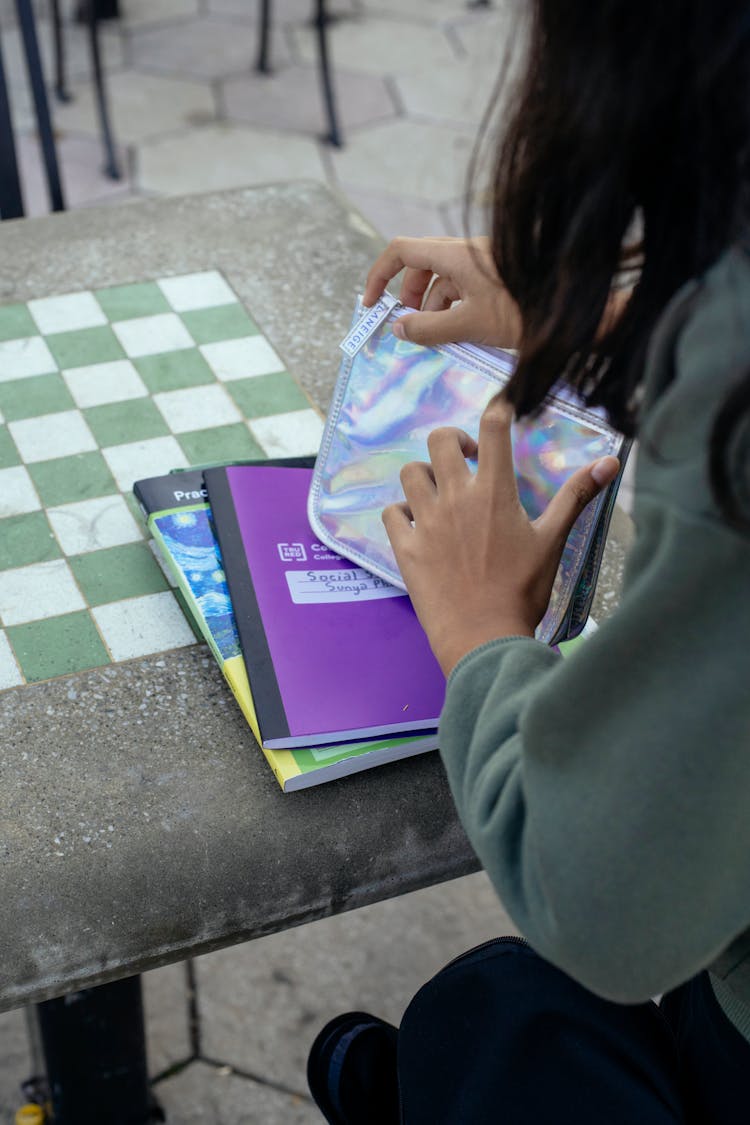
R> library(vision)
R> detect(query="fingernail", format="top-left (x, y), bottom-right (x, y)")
top-left (392, 321), bottom-right (406, 340)
top-left (591, 456), bottom-right (620, 486)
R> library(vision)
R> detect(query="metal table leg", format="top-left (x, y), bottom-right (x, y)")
top-left (85, 0), bottom-right (121, 179)
top-left (256, 0), bottom-right (272, 74)
top-left (315, 0), bottom-right (342, 147)
top-left (256, 0), bottom-right (343, 146)
top-left (36, 975), bottom-right (163, 1125)
top-left (50, 0), bottom-right (72, 102)
top-left (15, 0), bottom-right (65, 212)
top-left (0, 29), bottom-right (24, 219)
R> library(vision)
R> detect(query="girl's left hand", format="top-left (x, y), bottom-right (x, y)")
top-left (382, 397), bottom-right (620, 677)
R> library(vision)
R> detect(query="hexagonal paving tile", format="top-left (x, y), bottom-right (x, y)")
top-left (17, 131), bottom-right (132, 215)
top-left (359, 0), bottom-right (487, 21)
top-left (329, 118), bottom-right (475, 203)
top-left (54, 70), bottom-right (216, 144)
top-left (155, 1061), bottom-right (319, 1124)
top-left (137, 123), bottom-right (326, 195)
top-left (130, 14), bottom-right (290, 80)
top-left (394, 55), bottom-right (502, 127)
top-left (290, 14), bottom-right (458, 77)
top-left (223, 63), bottom-right (396, 137)
top-left (209, 0), bottom-right (356, 20)
top-left (121, 0), bottom-right (200, 29)
top-left (452, 5), bottom-right (523, 65)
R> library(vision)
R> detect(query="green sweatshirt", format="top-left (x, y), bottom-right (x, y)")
top-left (439, 244), bottom-right (750, 1038)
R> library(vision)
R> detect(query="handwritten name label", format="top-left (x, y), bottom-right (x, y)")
top-left (285, 568), bottom-right (406, 604)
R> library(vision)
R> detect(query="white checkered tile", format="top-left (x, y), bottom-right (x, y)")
top-left (102, 435), bottom-right (188, 492)
top-left (0, 466), bottom-right (41, 518)
top-left (200, 336), bottom-right (284, 381)
top-left (0, 336), bottom-right (57, 381)
top-left (248, 409), bottom-right (324, 457)
top-left (62, 360), bottom-right (148, 409)
top-left (158, 271), bottom-right (236, 312)
top-left (154, 384), bottom-right (241, 434)
top-left (47, 495), bottom-right (144, 555)
top-left (0, 631), bottom-right (22, 689)
top-left (112, 313), bottom-right (195, 358)
top-left (28, 291), bottom-right (107, 335)
top-left (9, 410), bottom-right (97, 463)
top-left (93, 591), bottom-right (195, 661)
top-left (0, 559), bottom-right (86, 626)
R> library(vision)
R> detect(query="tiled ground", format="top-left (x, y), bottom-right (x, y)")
top-left (3, 0), bottom-right (510, 236)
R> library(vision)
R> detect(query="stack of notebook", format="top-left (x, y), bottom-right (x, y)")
top-left (134, 459), bottom-right (444, 791)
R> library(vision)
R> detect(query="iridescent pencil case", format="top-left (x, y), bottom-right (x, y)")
top-left (308, 295), bottom-right (629, 645)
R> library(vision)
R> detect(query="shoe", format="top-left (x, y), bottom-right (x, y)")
top-left (307, 1010), bottom-right (400, 1124)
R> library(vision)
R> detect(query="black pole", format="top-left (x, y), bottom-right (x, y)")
top-left (315, 0), bottom-right (342, 147)
top-left (0, 30), bottom-right (24, 219)
top-left (15, 0), bottom-right (65, 212)
top-left (85, 0), bottom-right (121, 179)
top-left (256, 0), bottom-right (272, 73)
top-left (36, 975), bottom-right (162, 1125)
top-left (50, 0), bottom-right (72, 102)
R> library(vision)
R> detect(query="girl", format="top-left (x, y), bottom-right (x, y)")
top-left (307, 1), bottom-right (750, 1121)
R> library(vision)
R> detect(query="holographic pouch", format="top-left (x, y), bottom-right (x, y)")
top-left (308, 296), bottom-right (629, 645)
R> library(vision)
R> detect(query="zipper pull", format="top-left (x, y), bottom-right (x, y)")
top-left (339, 294), bottom-right (399, 357)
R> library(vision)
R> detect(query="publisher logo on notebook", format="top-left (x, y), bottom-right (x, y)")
top-left (277, 542), bottom-right (307, 563)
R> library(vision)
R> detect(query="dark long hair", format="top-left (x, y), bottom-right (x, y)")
top-left (488, 0), bottom-right (750, 528)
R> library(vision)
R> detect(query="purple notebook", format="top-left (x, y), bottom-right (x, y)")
top-left (205, 465), bottom-right (445, 749)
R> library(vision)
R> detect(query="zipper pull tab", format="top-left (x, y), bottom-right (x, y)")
top-left (339, 294), bottom-right (399, 357)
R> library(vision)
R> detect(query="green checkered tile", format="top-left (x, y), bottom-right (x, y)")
top-left (7, 611), bottom-right (110, 682)
top-left (227, 371), bottom-right (309, 419)
top-left (46, 325), bottom-right (125, 369)
top-left (0, 426), bottom-right (20, 468)
top-left (84, 399), bottom-right (170, 446)
top-left (180, 304), bottom-right (258, 345)
top-left (0, 303), bottom-right (37, 342)
top-left (0, 511), bottom-right (60, 569)
top-left (69, 542), bottom-right (169, 606)
top-left (95, 282), bottom-right (170, 322)
top-left (0, 373), bottom-right (75, 422)
top-left (27, 452), bottom-right (118, 507)
top-left (177, 423), bottom-right (265, 465)
top-left (0, 271), bottom-right (321, 690)
top-left (133, 349), bottom-right (214, 393)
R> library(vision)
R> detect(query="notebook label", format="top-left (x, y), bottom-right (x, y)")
top-left (339, 295), bottom-right (398, 357)
top-left (285, 568), bottom-right (407, 604)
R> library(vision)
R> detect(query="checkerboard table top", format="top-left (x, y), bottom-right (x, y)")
top-left (0, 270), bottom-right (323, 690)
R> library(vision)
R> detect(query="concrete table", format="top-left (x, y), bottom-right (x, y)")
top-left (0, 182), bottom-right (632, 1116)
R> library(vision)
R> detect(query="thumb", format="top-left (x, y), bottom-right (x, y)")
top-left (536, 456), bottom-right (620, 545)
top-left (392, 305), bottom-right (473, 347)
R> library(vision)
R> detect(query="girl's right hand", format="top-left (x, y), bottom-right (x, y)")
top-left (363, 235), bottom-right (523, 350)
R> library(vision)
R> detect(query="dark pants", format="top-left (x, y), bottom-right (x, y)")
top-left (393, 938), bottom-right (750, 1124)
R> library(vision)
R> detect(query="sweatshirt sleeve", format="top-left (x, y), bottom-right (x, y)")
top-left (439, 269), bottom-right (750, 1003)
